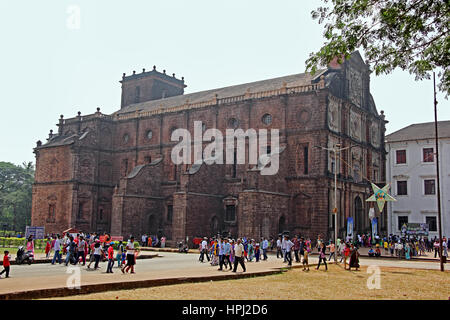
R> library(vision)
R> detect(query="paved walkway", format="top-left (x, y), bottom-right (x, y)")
top-left (0, 250), bottom-right (446, 299)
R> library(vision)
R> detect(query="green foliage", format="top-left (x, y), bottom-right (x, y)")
top-left (0, 162), bottom-right (34, 232)
top-left (306, 0), bottom-right (450, 96)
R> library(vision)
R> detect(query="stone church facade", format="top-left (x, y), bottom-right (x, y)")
top-left (31, 52), bottom-right (387, 245)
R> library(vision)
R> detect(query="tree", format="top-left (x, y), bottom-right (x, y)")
top-left (305, 0), bottom-right (449, 96)
top-left (0, 162), bottom-right (35, 232)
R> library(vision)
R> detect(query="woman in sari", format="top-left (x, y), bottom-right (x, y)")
top-left (26, 235), bottom-right (35, 258)
top-left (405, 242), bottom-right (411, 260)
top-left (348, 244), bottom-right (360, 271)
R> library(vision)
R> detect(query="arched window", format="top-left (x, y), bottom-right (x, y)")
top-left (354, 196), bottom-right (363, 234)
top-left (278, 216), bottom-right (286, 234)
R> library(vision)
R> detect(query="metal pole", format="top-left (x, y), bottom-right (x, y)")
top-left (433, 72), bottom-right (444, 272)
top-left (334, 146), bottom-right (338, 262)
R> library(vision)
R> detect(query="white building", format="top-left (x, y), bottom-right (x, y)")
top-left (386, 121), bottom-right (450, 238)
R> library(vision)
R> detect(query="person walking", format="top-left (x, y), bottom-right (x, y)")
top-left (284, 235), bottom-right (294, 266)
top-left (51, 235), bottom-right (62, 265)
top-left (217, 238), bottom-right (225, 270)
top-left (122, 236), bottom-right (138, 274)
top-left (116, 241), bottom-right (124, 268)
top-left (93, 240), bottom-right (103, 270)
top-left (65, 236), bottom-right (76, 266)
top-left (302, 248), bottom-right (309, 271)
top-left (106, 242), bottom-right (115, 273)
top-left (348, 244), bottom-right (360, 271)
top-left (327, 241), bottom-right (336, 261)
top-left (199, 237), bottom-right (209, 263)
top-left (232, 238), bottom-right (246, 273)
top-left (0, 251), bottom-right (11, 278)
top-left (76, 236), bottom-right (86, 265)
top-left (222, 238), bottom-right (232, 270)
top-left (261, 237), bottom-right (268, 261)
top-left (316, 242), bottom-right (328, 271)
top-left (276, 236), bottom-right (282, 259)
top-left (281, 236), bottom-right (287, 262)
top-left (44, 237), bottom-right (52, 259)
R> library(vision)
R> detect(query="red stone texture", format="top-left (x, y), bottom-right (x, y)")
top-left (32, 54), bottom-right (387, 242)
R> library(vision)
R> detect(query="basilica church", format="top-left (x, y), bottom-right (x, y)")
top-left (31, 52), bottom-right (387, 245)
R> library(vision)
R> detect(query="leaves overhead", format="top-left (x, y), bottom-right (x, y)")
top-left (306, 0), bottom-right (450, 96)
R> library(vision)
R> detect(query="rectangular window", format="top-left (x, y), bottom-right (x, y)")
top-left (426, 216), bottom-right (437, 232)
top-left (225, 205), bottom-right (236, 221)
top-left (304, 146), bottom-right (309, 174)
top-left (373, 170), bottom-right (378, 182)
top-left (48, 204), bottom-right (56, 222)
top-left (423, 148), bottom-right (434, 162)
top-left (232, 150), bottom-right (237, 178)
top-left (398, 216), bottom-right (408, 231)
top-left (397, 181), bottom-right (408, 195)
top-left (396, 150), bottom-right (406, 164)
top-left (424, 179), bottom-right (436, 195)
top-left (167, 205), bottom-right (173, 223)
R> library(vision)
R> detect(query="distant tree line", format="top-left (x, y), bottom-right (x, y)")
top-left (0, 161), bottom-right (34, 233)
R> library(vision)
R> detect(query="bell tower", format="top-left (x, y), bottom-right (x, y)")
top-left (120, 66), bottom-right (186, 108)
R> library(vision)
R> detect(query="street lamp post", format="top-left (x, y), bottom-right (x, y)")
top-left (316, 143), bottom-right (349, 263)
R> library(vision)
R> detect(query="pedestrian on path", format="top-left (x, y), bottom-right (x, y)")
top-left (327, 241), bottom-right (335, 261)
top-left (232, 238), bottom-right (246, 273)
top-left (284, 235), bottom-right (294, 266)
top-left (302, 249), bottom-right (309, 271)
top-left (122, 236), bottom-right (138, 274)
top-left (76, 236), bottom-right (86, 266)
top-left (199, 237), bottom-right (209, 263)
top-left (316, 242), bottom-right (328, 271)
top-left (93, 240), bottom-right (103, 270)
top-left (106, 242), bottom-right (115, 273)
top-left (348, 244), bottom-right (360, 271)
top-left (276, 236), bottom-right (282, 259)
top-left (261, 237), bottom-right (268, 261)
top-left (0, 251), bottom-right (11, 278)
top-left (45, 237), bottom-right (51, 259)
top-left (51, 235), bottom-right (62, 265)
top-left (116, 241), bottom-right (124, 268)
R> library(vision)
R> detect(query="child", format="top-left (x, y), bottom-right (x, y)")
top-left (45, 238), bottom-right (52, 258)
top-left (0, 251), bottom-right (11, 278)
top-left (302, 249), bottom-right (309, 271)
top-left (254, 243), bottom-right (260, 262)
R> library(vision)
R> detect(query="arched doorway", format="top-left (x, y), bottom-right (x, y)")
top-left (354, 196), bottom-right (363, 235)
top-left (210, 216), bottom-right (219, 236)
top-left (278, 216), bottom-right (286, 234)
top-left (148, 214), bottom-right (157, 235)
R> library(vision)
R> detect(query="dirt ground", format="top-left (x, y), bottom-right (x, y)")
top-left (50, 264), bottom-right (450, 300)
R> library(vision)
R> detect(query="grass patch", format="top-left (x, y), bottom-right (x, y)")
top-left (50, 264), bottom-right (450, 300)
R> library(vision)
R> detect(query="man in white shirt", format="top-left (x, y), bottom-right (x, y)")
top-left (284, 235), bottom-right (294, 266)
top-left (51, 234), bottom-right (62, 265)
top-left (122, 236), bottom-right (138, 274)
top-left (276, 236), bottom-right (282, 259)
top-left (232, 238), bottom-right (246, 272)
top-left (261, 237), bottom-right (269, 261)
top-left (217, 239), bottom-right (225, 270)
top-left (199, 237), bottom-right (209, 263)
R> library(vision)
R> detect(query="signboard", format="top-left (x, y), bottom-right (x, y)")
top-left (371, 218), bottom-right (378, 240)
top-left (25, 226), bottom-right (45, 240)
top-left (347, 217), bottom-right (354, 239)
top-left (401, 223), bottom-right (429, 236)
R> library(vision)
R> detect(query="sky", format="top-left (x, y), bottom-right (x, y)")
top-left (0, 0), bottom-right (448, 166)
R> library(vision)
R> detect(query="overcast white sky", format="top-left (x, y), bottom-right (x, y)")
top-left (0, 0), bottom-right (448, 166)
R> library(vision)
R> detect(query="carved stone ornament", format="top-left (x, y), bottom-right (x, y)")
top-left (297, 109), bottom-right (311, 125)
top-left (347, 67), bottom-right (362, 107)
top-left (328, 99), bottom-right (340, 132)
top-left (370, 121), bottom-right (380, 148)
top-left (350, 110), bottom-right (362, 141)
